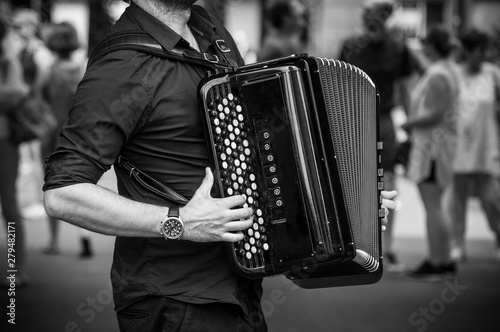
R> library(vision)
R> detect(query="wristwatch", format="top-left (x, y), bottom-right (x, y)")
top-left (160, 206), bottom-right (184, 240)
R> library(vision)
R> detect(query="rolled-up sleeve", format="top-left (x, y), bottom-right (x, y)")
top-left (43, 54), bottom-right (150, 191)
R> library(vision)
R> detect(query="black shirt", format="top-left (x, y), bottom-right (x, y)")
top-left (43, 3), bottom-right (261, 313)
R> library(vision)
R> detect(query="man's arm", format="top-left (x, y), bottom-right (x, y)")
top-left (44, 167), bottom-right (254, 242)
top-left (45, 172), bottom-right (396, 239)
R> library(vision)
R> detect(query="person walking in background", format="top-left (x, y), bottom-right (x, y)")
top-left (449, 29), bottom-right (500, 262)
top-left (12, 8), bottom-right (54, 93)
top-left (257, 0), bottom-right (308, 62)
top-left (11, 8), bottom-right (55, 220)
top-left (39, 22), bottom-right (93, 257)
top-left (338, 0), bottom-right (415, 271)
top-left (0, 17), bottom-right (31, 287)
top-left (403, 26), bottom-right (460, 281)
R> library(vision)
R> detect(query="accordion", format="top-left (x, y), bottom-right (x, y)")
top-left (198, 54), bottom-right (384, 288)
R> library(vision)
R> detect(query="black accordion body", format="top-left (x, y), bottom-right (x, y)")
top-left (198, 54), bottom-right (384, 288)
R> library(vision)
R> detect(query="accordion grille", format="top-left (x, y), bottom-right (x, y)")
top-left (315, 58), bottom-right (380, 263)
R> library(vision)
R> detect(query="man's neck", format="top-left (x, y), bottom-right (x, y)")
top-left (134, 0), bottom-right (191, 37)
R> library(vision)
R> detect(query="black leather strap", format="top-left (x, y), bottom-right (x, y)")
top-left (168, 206), bottom-right (180, 218)
top-left (89, 10), bottom-right (238, 205)
top-left (87, 30), bottom-right (235, 70)
top-left (117, 156), bottom-right (189, 205)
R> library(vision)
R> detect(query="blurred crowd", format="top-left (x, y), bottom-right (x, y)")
top-left (333, 0), bottom-right (500, 281)
top-left (1, 5), bottom-right (92, 288)
top-left (0, 0), bottom-right (499, 290)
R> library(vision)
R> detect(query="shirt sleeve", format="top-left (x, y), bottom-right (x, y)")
top-left (43, 54), bottom-right (150, 191)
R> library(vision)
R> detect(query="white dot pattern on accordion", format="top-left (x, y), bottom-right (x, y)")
top-left (207, 88), bottom-right (273, 269)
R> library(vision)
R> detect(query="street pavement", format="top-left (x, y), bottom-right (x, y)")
top-left (1, 160), bottom-right (499, 332)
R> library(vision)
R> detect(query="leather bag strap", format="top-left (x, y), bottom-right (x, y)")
top-left (117, 156), bottom-right (189, 206)
top-left (87, 30), bottom-right (235, 70)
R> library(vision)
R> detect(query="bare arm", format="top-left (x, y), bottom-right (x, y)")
top-left (44, 168), bottom-right (254, 242)
top-left (402, 74), bottom-right (451, 131)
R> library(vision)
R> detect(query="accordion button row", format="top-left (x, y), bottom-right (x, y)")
top-left (207, 92), bottom-right (271, 263)
top-left (256, 125), bottom-right (286, 224)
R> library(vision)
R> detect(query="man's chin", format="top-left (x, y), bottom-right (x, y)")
top-left (153, 0), bottom-right (198, 10)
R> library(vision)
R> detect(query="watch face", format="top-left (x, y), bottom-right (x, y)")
top-left (163, 218), bottom-right (183, 240)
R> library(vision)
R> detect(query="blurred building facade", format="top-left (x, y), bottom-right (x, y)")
top-left (225, 0), bottom-right (500, 60)
top-left (2, 0), bottom-right (498, 61)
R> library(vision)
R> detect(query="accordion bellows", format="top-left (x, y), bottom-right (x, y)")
top-left (198, 55), bottom-right (383, 288)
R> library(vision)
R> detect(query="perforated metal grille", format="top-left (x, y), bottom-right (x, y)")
top-left (315, 58), bottom-right (380, 263)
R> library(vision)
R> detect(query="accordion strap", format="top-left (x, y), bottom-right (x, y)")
top-left (117, 156), bottom-right (189, 206)
top-left (87, 29), bottom-right (236, 71)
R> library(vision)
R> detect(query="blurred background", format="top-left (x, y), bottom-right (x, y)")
top-left (0, 0), bottom-right (500, 331)
top-left (1, 0), bottom-right (499, 63)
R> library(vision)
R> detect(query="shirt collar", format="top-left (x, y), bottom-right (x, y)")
top-left (126, 2), bottom-right (217, 53)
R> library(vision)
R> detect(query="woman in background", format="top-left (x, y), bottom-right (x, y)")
top-left (0, 17), bottom-right (30, 287)
top-left (40, 22), bottom-right (92, 257)
top-left (449, 29), bottom-right (500, 262)
top-left (403, 26), bottom-right (460, 281)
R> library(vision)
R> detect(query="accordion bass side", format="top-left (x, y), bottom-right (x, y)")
top-left (198, 55), bottom-right (384, 288)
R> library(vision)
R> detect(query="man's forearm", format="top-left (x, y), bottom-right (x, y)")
top-left (43, 183), bottom-right (165, 237)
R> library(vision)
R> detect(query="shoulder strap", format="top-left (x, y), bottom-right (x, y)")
top-left (87, 29), bottom-right (235, 70)
top-left (89, 16), bottom-right (239, 205)
top-left (117, 156), bottom-right (189, 205)
top-left (190, 5), bottom-right (239, 67)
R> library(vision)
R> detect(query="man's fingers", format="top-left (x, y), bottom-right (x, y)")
top-left (222, 194), bottom-right (247, 208)
top-left (226, 206), bottom-right (253, 221)
top-left (381, 190), bottom-right (397, 200)
top-left (382, 198), bottom-right (396, 211)
top-left (221, 231), bottom-right (245, 243)
top-left (225, 218), bottom-right (254, 233)
top-left (220, 218), bottom-right (254, 243)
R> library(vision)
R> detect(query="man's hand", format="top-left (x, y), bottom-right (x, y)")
top-left (180, 170), bottom-right (398, 241)
top-left (179, 168), bottom-right (254, 243)
top-left (380, 190), bottom-right (397, 231)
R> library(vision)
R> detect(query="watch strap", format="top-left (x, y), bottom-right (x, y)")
top-left (168, 206), bottom-right (180, 218)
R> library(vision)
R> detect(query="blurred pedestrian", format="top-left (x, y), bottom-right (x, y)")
top-left (39, 22), bottom-right (93, 257)
top-left (12, 8), bottom-right (54, 93)
top-left (0, 17), bottom-right (31, 287)
top-left (403, 26), bottom-right (460, 280)
top-left (12, 8), bottom-right (55, 220)
top-left (233, 30), bottom-right (258, 64)
top-left (449, 29), bottom-right (500, 262)
top-left (338, 0), bottom-right (416, 271)
top-left (257, 0), bottom-right (308, 62)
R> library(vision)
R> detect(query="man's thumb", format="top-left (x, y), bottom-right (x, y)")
top-left (196, 167), bottom-right (214, 196)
